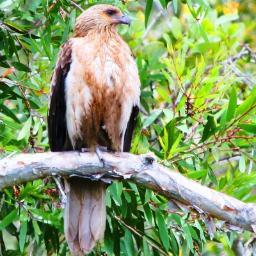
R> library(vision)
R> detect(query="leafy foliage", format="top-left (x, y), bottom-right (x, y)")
top-left (0, 0), bottom-right (256, 255)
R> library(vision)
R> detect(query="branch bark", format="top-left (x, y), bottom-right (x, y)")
top-left (0, 151), bottom-right (256, 232)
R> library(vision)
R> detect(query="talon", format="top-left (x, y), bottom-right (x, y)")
top-left (61, 194), bottom-right (67, 205)
top-left (96, 146), bottom-right (105, 167)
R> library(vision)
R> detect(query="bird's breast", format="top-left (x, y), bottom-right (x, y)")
top-left (65, 37), bottom-right (140, 149)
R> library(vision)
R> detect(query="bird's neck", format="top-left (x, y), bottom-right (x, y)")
top-left (74, 25), bottom-right (118, 39)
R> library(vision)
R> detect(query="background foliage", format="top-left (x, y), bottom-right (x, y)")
top-left (0, 0), bottom-right (256, 255)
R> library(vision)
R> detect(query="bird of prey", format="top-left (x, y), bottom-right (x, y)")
top-left (47, 4), bottom-right (140, 255)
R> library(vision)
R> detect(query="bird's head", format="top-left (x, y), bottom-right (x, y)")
top-left (75, 4), bottom-right (131, 36)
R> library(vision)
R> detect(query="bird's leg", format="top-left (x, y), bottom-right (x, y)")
top-left (81, 147), bottom-right (90, 153)
top-left (97, 145), bottom-right (108, 152)
top-left (95, 146), bottom-right (108, 167)
top-left (53, 176), bottom-right (67, 208)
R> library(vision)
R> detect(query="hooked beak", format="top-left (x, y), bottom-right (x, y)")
top-left (116, 15), bottom-right (131, 25)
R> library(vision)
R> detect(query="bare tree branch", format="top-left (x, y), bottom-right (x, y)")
top-left (0, 151), bottom-right (256, 232)
top-left (70, 0), bottom-right (85, 12)
top-left (223, 44), bottom-right (256, 87)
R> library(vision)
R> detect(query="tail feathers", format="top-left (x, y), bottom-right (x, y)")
top-left (64, 178), bottom-right (106, 255)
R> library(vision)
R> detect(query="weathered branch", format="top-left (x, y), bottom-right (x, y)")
top-left (0, 151), bottom-right (256, 232)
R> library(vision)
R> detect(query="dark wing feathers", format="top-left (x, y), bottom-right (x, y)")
top-left (47, 41), bottom-right (72, 152)
top-left (123, 105), bottom-right (139, 152)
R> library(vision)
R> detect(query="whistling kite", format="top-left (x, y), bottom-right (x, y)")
top-left (48, 4), bottom-right (140, 255)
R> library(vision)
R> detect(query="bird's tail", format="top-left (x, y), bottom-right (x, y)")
top-left (64, 177), bottom-right (106, 255)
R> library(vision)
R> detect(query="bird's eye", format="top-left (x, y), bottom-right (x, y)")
top-left (105, 9), bottom-right (117, 16)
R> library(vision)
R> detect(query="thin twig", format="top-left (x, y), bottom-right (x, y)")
top-left (53, 176), bottom-right (66, 208)
top-left (142, 1), bottom-right (168, 40)
top-left (70, 0), bottom-right (85, 12)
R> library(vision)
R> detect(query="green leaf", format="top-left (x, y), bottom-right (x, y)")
top-left (239, 156), bottom-right (246, 173)
top-left (186, 0), bottom-right (197, 17)
top-left (0, 104), bottom-right (20, 123)
top-left (168, 132), bottom-right (182, 158)
top-left (143, 203), bottom-right (153, 224)
top-left (219, 177), bottom-right (227, 190)
top-left (2, 229), bottom-right (18, 251)
top-left (208, 167), bottom-right (218, 185)
top-left (201, 115), bottom-right (216, 142)
top-left (236, 87), bottom-right (256, 117)
top-left (171, 17), bottom-right (182, 40)
top-left (238, 124), bottom-right (256, 134)
top-left (42, 36), bottom-right (52, 60)
top-left (143, 237), bottom-right (150, 255)
top-left (124, 229), bottom-right (135, 256)
top-left (159, 0), bottom-right (167, 8)
top-left (216, 14), bottom-right (239, 25)
top-left (11, 62), bottom-right (30, 72)
top-left (173, 0), bottom-right (178, 15)
top-left (219, 109), bottom-right (227, 128)
top-left (109, 182), bottom-right (123, 206)
top-left (3, 21), bottom-right (27, 34)
top-left (194, 220), bottom-right (206, 242)
top-left (0, 209), bottom-right (18, 231)
top-left (169, 229), bottom-right (179, 254)
top-left (17, 117), bottom-right (32, 140)
top-left (183, 223), bottom-right (194, 253)
top-left (187, 169), bottom-right (207, 180)
top-left (19, 221), bottom-right (27, 252)
top-left (226, 87), bottom-right (237, 122)
top-left (144, 42), bottom-right (166, 69)
top-left (156, 211), bottom-right (170, 251)
top-left (145, 0), bottom-right (153, 27)
top-left (192, 42), bottom-right (218, 54)
top-left (32, 220), bottom-right (42, 235)
top-left (29, 209), bottom-right (61, 229)
top-left (198, 25), bottom-right (209, 42)
top-left (143, 109), bottom-right (162, 128)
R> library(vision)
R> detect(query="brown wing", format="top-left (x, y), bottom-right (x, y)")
top-left (47, 41), bottom-right (72, 151)
top-left (123, 105), bottom-right (139, 152)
